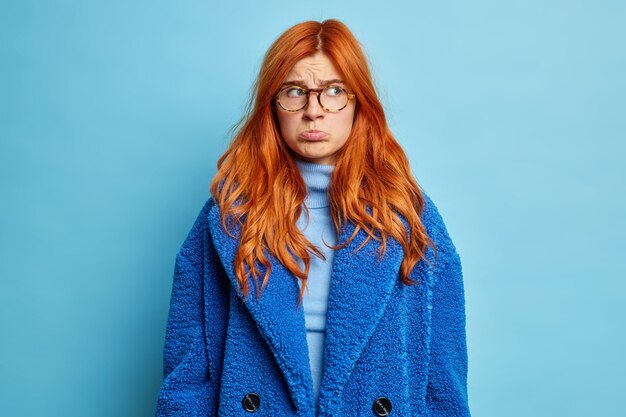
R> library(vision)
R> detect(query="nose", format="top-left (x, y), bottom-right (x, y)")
top-left (302, 91), bottom-right (324, 120)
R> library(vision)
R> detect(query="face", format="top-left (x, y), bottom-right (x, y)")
top-left (274, 51), bottom-right (356, 165)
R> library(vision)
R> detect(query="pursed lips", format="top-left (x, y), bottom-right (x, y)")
top-left (299, 129), bottom-right (328, 140)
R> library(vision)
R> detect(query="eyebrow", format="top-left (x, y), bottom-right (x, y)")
top-left (280, 78), bottom-right (345, 88)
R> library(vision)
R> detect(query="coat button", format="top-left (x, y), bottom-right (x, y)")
top-left (242, 392), bottom-right (261, 413)
top-left (372, 397), bottom-right (392, 416)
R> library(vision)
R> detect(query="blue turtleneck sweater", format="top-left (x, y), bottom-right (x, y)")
top-left (293, 157), bottom-right (337, 414)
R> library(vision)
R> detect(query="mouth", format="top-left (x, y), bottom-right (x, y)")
top-left (299, 130), bottom-right (328, 140)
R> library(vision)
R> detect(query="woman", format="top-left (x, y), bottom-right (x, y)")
top-left (155, 19), bottom-right (471, 417)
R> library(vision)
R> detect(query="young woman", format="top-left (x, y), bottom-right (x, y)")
top-left (155, 19), bottom-right (471, 417)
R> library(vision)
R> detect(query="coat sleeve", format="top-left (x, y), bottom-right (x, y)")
top-left (422, 193), bottom-right (471, 417)
top-left (155, 198), bottom-right (220, 417)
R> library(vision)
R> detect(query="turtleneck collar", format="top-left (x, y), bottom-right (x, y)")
top-left (294, 157), bottom-right (334, 209)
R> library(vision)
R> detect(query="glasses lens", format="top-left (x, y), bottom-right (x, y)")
top-left (278, 87), bottom-right (307, 111)
top-left (320, 86), bottom-right (349, 111)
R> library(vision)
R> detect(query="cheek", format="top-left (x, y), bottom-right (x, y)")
top-left (277, 113), bottom-right (297, 137)
top-left (338, 112), bottom-right (356, 137)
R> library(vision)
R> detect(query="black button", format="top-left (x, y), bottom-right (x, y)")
top-left (242, 392), bottom-right (261, 413)
top-left (372, 396), bottom-right (392, 416)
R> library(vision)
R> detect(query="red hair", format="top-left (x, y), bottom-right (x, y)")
top-left (210, 19), bottom-right (436, 308)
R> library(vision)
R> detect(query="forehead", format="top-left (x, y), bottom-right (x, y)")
top-left (282, 52), bottom-right (343, 87)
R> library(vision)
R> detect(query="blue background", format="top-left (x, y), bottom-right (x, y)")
top-left (1, 1), bottom-right (624, 416)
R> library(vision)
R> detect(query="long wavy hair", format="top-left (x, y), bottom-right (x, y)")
top-left (210, 19), bottom-right (437, 308)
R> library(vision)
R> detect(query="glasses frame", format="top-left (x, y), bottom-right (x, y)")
top-left (274, 84), bottom-right (357, 113)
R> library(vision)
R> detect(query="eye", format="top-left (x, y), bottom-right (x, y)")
top-left (285, 87), bottom-right (306, 97)
top-left (326, 86), bottom-right (343, 96)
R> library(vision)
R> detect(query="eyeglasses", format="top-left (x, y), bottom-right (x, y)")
top-left (274, 85), bottom-right (356, 112)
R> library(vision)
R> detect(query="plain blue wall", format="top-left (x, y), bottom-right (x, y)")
top-left (1, 1), bottom-right (624, 416)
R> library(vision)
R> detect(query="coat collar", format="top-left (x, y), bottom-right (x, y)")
top-left (207, 201), bottom-right (409, 416)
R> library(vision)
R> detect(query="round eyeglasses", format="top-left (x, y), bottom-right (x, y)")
top-left (274, 85), bottom-right (356, 112)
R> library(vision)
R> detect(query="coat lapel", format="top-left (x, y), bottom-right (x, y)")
top-left (316, 218), bottom-right (405, 413)
top-left (207, 202), bottom-right (405, 416)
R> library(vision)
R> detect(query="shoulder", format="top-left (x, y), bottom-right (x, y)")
top-left (419, 190), bottom-right (446, 234)
top-left (178, 196), bottom-right (216, 259)
top-left (419, 189), bottom-right (460, 262)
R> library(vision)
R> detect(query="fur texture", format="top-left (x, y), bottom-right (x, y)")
top-left (155, 191), bottom-right (471, 417)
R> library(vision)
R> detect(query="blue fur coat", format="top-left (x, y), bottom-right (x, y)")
top-left (155, 192), bottom-right (471, 417)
